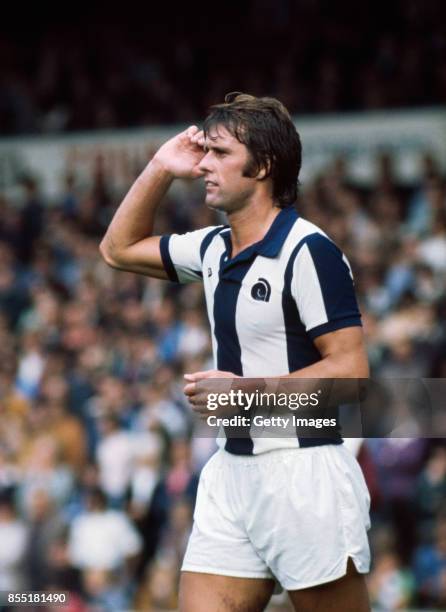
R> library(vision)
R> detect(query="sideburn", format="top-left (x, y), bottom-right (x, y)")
top-left (241, 154), bottom-right (270, 181)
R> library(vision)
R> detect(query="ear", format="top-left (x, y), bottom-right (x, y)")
top-left (256, 166), bottom-right (268, 180)
top-left (256, 158), bottom-right (272, 181)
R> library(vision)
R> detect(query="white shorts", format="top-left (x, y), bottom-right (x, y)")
top-left (182, 444), bottom-right (371, 591)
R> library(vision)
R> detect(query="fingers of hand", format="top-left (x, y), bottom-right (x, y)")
top-left (190, 399), bottom-right (207, 411)
top-left (190, 130), bottom-right (205, 147)
top-left (220, 370), bottom-right (238, 379)
top-left (184, 126), bottom-right (205, 151)
top-left (184, 386), bottom-right (208, 406)
top-left (184, 370), bottom-right (212, 382)
top-left (187, 393), bottom-right (208, 414)
top-left (195, 369), bottom-right (219, 380)
top-left (185, 125), bottom-right (199, 138)
top-left (183, 382), bottom-right (196, 395)
top-left (191, 166), bottom-right (206, 179)
top-left (193, 406), bottom-right (209, 420)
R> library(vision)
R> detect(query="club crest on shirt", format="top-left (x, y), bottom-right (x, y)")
top-left (251, 278), bottom-right (271, 302)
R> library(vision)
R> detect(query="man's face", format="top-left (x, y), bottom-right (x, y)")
top-left (198, 125), bottom-right (259, 213)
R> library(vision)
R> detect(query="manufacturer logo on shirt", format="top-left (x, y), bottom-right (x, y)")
top-left (251, 278), bottom-right (271, 302)
top-left (207, 267), bottom-right (213, 277)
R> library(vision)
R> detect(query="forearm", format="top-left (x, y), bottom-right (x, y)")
top-left (100, 158), bottom-right (173, 258)
top-left (187, 348), bottom-right (369, 418)
top-left (284, 351), bottom-right (369, 380)
top-left (276, 350), bottom-right (369, 407)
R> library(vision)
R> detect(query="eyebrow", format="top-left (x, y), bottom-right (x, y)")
top-left (204, 144), bottom-right (231, 154)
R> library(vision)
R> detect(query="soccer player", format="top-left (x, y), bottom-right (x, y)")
top-left (100, 93), bottom-right (371, 612)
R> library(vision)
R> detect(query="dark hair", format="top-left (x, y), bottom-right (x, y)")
top-left (203, 92), bottom-right (302, 207)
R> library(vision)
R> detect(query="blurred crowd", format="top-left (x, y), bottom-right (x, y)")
top-left (0, 146), bottom-right (446, 611)
top-left (1, 0), bottom-right (446, 135)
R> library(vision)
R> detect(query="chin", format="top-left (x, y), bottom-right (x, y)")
top-left (208, 196), bottom-right (239, 212)
top-left (205, 196), bottom-right (226, 212)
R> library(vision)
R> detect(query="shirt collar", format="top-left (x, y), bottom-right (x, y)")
top-left (219, 206), bottom-right (298, 262)
top-left (256, 206), bottom-right (299, 257)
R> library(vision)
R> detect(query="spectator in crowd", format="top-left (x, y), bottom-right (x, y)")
top-left (68, 488), bottom-right (142, 571)
top-left (413, 516), bottom-right (446, 607)
top-left (415, 446), bottom-right (446, 542)
top-left (133, 440), bottom-right (198, 581)
top-left (82, 568), bottom-right (131, 612)
top-left (23, 488), bottom-right (66, 591)
top-left (143, 558), bottom-right (179, 611)
top-left (1, 2), bottom-right (446, 134)
top-left (96, 414), bottom-right (134, 507)
top-left (368, 548), bottom-right (414, 610)
top-left (367, 438), bottom-right (429, 564)
top-left (0, 491), bottom-right (28, 591)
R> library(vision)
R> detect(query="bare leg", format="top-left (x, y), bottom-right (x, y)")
top-left (287, 559), bottom-right (370, 612)
top-left (179, 571), bottom-right (275, 612)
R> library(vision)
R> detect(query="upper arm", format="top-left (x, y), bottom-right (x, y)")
top-left (290, 232), bottom-right (368, 377)
top-left (158, 226), bottom-right (223, 282)
top-left (100, 226), bottom-right (222, 282)
top-left (291, 233), bottom-right (362, 339)
top-left (313, 326), bottom-right (369, 377)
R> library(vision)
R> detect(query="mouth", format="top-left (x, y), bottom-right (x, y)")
top-left (205, 180), bottom-right (218, 188)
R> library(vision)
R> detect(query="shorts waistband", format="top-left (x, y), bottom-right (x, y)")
top-left (219, 443), bottom-right (342, 466)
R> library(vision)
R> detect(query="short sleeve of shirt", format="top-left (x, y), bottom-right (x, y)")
top-left (291, 233), bottom-right (362, 339)
top-left (159, 226), bottom-right (223, 283)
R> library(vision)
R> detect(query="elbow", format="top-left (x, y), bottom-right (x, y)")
top-left (350, 352), bottom-right (370, 379)
top-left (361, 361), bottom-right (370, 379)
top-left (99, 238), bottom-right (121, 268)
top-left (357, 343), bottom-right (370, 378)
top-left (356, 364), bottom-right (370, 380)
top-left (346, 334), bottom-right (370, 378)
top-left (331, 351), bottom-right (369, 379)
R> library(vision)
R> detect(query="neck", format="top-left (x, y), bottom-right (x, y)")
top-left (226, 197), bottom-right (280, 257)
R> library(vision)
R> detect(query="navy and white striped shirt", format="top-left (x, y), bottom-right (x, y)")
top-left (160, 206), bottom-right (361, 454)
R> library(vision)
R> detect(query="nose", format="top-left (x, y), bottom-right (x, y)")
top-left (198, 151), bottom-right (212, 174)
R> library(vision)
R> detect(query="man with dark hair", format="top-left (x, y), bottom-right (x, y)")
top-left (202, 93), bottom-right (302, 207)
top-left (100, 93), bottom-right (371, 611)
